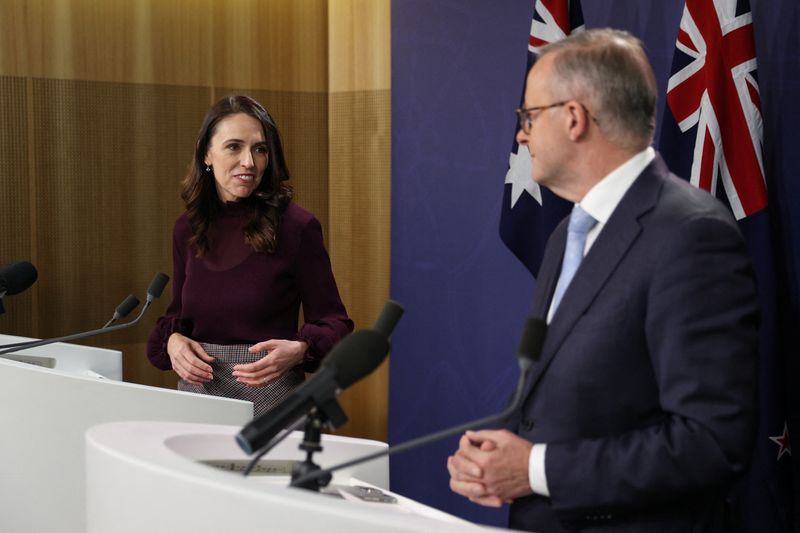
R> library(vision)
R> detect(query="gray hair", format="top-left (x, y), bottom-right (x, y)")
top-left (539, 28), bottom-right (657, 151)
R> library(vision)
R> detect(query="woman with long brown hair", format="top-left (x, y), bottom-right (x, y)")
top-left (147, 95), bottom-right (352, 417)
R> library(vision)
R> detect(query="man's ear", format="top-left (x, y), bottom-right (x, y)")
top-left (565, 101), bottom-right (590, 142)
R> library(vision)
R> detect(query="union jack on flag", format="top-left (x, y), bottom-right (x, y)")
top-left (499, 0), bottom-right (584, 276)
top-left (528, 0), bottom-right (585, 53)
top-left (660, 1), bottom-right (793, 531)
top-left (663, 0), bottom-right (767, 219)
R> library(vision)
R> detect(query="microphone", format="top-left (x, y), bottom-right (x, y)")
top-left (0, 272), bottom-right (169, 356)
top-left (0, 261), bottom-right (38, 297)
top-left (372, 301), bottom-right (404, 339)
top-left (0, 293), bottom-right (142, 350)
top-left (102, 294), bottom-right (141, 328)
top-left (289, 317), bottom-right (547, 489)
top-left (146, 272), bottom-right (170, 302)
top-left (236, 301), bottom-right (404, 456)
top-left (0, 261), bottom-right (38, 315)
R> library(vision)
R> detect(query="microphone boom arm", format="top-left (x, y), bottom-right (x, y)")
top-left (0, 272), bottom-right (168, 356)
top-left (0, 302), bottom-right (150, 356)
top-left (289, 366), bottom-right (531, 489)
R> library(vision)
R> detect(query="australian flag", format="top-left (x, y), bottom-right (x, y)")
top-left (499, 0), bottom-right (584, 276)
top-left (658, 0), bottom-right (794, 530)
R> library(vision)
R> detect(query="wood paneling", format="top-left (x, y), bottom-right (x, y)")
top-left (328, 0), bottom-right (391, 93)
top-left (212, 0), bottom-right (328, 92)
top-left (0, 0), bottom-right (213, 86)
top-left (0, 0), bottom-right (391, 441)
top-left (0, 0), bottom-right (328, 91)
top-left (327, 0), bottom-right (391, 439)
top-left (0, 76), bottom-right (33, 333)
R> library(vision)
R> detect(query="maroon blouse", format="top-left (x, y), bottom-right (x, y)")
top-left (146, 201), bottom-right (353, 372)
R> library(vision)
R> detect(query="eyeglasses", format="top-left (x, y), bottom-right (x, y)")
top-left (515, 101), bottom-right (598, 134)
top-left (515, 102), bottom-right (567, 134)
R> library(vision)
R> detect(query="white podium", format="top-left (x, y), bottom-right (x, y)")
top-left (86, 421), bottom-right (498, 533)
top-left (0, 335), bottom-right (253, 533)
top-left (0, 332), bottom-right (124, 379)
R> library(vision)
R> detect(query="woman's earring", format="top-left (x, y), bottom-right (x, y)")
top-left (205, 165), bottom-right (211, 172)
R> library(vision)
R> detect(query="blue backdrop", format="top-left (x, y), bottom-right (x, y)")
top-left (390, 0), bottom-right (800, 527)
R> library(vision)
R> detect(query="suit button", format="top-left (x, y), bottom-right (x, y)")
top-left (520, 419), bottom-right (534, 431)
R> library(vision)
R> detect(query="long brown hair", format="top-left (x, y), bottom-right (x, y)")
top-left (181, 95), bottom-right (293, 256)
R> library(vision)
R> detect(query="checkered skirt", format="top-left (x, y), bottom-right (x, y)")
top-left (177, 343), bottom-right (305, 418)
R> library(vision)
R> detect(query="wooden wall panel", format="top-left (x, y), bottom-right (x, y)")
top-left (328, 0), bottom-right (392, 92)
top-left (0, 0), bottom-right (391, 442)
top-left (211, 0), bottom-right (328, 92)
top-left (0, 0), bottom-right (213, 86)
top-left (0, 76), bottom-right (34, 332)
top-left (327, 0), bottom-right (391, 440)
top-left (328, 89), bottom-right (391, 439)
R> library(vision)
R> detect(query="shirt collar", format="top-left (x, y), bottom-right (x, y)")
top-left (578, 147), bottom-right (656, 225)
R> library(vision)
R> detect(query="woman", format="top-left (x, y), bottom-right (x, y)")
top-left (147, 95), bottom-right (353, 417)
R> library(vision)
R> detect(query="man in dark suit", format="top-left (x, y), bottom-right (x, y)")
top-left (447, 29), bottom-right (758, 532)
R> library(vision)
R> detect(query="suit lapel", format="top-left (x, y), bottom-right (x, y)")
top-left (523, 157), bottom-right (668, 397)
top-left (531, 220), bottom-right (567, 319)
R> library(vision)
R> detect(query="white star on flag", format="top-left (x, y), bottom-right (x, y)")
top-left (768, 421), bottom-right (791, 461)
top-left (504, 144), bottom-right (542, 208)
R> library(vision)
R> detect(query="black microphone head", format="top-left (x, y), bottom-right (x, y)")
top-left (0, 261), bottom-right (37, 296)
top-left (517, 317), bottom-right (547, 370)
top-left (146, 272), bottom-right (170, 301)
top-left (236, 330), bottom-right (391, 456)
top-left (322, 330), bottom-right (390, 389)
top-left (115, 294), bottom-right (140, 319)
top-left (372, 300), bottom-right (404, 339)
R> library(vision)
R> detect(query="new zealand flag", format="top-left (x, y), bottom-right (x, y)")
top-left (499, 0), bottom-right (584, 276)
top-left (658, 1), bottom-right (793, 530)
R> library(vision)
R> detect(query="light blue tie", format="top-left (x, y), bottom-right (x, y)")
top-left (550, 205), bottom-right (597, 313)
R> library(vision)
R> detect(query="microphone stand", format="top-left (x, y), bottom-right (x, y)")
top-left (0, 302), bottom-right (150, 356)
top-left (289, 366), bottom-right (531, 490)
top-left (291, 410), bottom-right (332, 491)
top-left (242, 393), bottom-right (351, 487)
top-left (288, 392), bottom-right (349, 490)
top-left (0, 296), bottom-right (141, 350)
top-left (0, 273), bottom-right (168, 357)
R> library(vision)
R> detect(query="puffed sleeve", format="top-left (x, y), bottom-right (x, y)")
top-left (146, 218), bottom-right (192, 370)
top-left (294, 216), bottom-right (354, 372)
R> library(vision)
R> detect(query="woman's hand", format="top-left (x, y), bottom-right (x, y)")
top-left (233, 339), bottom-right (308, 387)
top-left (167, 332), bottom-right (215, 384)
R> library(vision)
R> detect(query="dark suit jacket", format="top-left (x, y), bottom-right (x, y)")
top-left (508, 156), bottom-right (759, 532)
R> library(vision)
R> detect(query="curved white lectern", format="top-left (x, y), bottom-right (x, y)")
top-left (86, 421), bottom-right (495, 533)
top-left (0, 336), bottom-right (253, 533)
